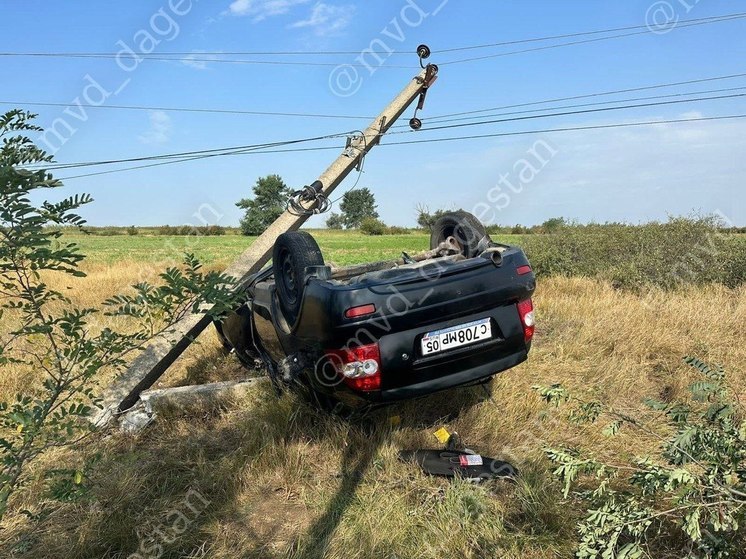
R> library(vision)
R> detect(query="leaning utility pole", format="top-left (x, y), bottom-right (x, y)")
top-left (93, 48), bottom-right (438, 426)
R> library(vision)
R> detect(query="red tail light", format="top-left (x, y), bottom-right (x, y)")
top-left (516, 265), bottom-right (532, 275)
top-left (517, 298), bottom-right (535, 343)
top-left (344, 304), bottom-right (376, 319)
top-left (325, 343), bottom-right (382, 391)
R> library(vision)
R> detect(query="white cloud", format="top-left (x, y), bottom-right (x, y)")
top-left (181, 50), bottom-right (223, 70)
top-left (138, 110), bottom-right (172, 144)
top-left (290, 2), bottom-right (354, 36)
top-left (228, 0), bottom-right (310, 22)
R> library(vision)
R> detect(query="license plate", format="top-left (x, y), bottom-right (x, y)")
top-left (420, 318), bottom-right (492, 356)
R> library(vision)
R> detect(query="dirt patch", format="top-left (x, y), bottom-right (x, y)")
top-left (240, 488), bottom-right (312, 551)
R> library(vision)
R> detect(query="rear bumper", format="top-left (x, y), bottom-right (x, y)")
top-left (380, 348), bottom-right (527, 401)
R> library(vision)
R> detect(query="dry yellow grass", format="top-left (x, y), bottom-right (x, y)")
top-left (1, 258), bottom-right (744, 558)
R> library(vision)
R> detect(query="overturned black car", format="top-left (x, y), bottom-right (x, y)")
top-left (218, 211), bottom-right (536, 411)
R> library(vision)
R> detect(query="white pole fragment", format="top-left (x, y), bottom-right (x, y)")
top-left (118, 378), bottom-right (267, 433)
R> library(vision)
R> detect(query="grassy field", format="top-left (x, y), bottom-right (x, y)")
top-left (61, 230), bottom-right (430, 266)
top-left (1, 232), bottom-right (744, 558)
top-left (58, 230), bottom-right (524, 266)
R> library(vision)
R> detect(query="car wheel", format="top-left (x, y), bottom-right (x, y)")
top-left (272, 231), bottom-right (324, 324)
top-left (430, 211), bottom-right (488, 258)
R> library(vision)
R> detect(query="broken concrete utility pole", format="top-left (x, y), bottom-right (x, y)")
top-left (93, 48), bottom-right (438, 426)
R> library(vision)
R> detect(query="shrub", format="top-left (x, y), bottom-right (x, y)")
top-left (540, 217), bottom-right (567, 234)
top-left (721, 236), bottom-right (746, 289)
top-left (485, 224), bottom-right (512, 236)
top-left (360, 217), bottom-right (386, 235)
top-left (535, 357), bottom-right (746, 558)
top-left (158, 225), bottom-right (177, 235)
top-left (0, 110), bottom-right (238, 520)
top-left (156, 225), bottom-right (225, 236)
top-left (519, 216), bottom-right (745, 289)
top-left (512, 224), bottom-right (530, 235)
top-left (126, 225), bottom-right (138, 236)
top-left (385, 225), bottom-right (410, 235)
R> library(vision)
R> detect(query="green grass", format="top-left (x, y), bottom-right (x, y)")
top-left (63, 230), bottom-right (433, 267)
top-left (62, 230), bottom-right (526, 267)
top-left (62, 232), bottom-right (260, 265)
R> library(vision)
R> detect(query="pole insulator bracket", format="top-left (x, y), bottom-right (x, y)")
top-left (410, 62), bottom-right (438, 130)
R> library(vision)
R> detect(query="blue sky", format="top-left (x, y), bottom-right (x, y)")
top-left (1, 0), bottom-right (745, 227)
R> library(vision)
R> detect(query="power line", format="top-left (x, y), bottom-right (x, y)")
top-left (56, 144), bottom-right (342, 180)
top-left (2, 12), bottom-right (745, 59)
top-left (439, 14), bottom-right (746, 66)
top-left (386, 92), bottom-right (746, 135)
top-left (435, 12), bottom-right (746, 52)
top-left (5, 72), bottom-right (744, 130)
top-left (0, 100), bottom-right (373, 121)
top-left (39, 90), bottom-right (746, 173)
top-left (55, 114), bottom-right (746, 181)
top-left (42, 131), bottom-right (354, 171)
top-left (0, 52), bottom-right (413, 69)
top-left (392, 85), bottom-right (746, 128)
top-left (420, 72), bottom-right (746, 120)
top-left (3, 12), bottom-right (744, 69)
top-left (382, 114), bottom-right (746, 147)
top-left (42, 89), bottom-right (744, 172)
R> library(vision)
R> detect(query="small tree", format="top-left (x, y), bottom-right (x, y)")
top-left (535, 357), bottom-right (746, 558)
top-left (0, 110), bottom-right (237, 520)
top-left (340, 188), bottom-right (378, 229)
top-left (236, 174), bottom-right (291, 236)
top-left (541, 217), bottom-right (566, 234)
top-left (325, 213), bottom-right (344, 230)
top-left (360, 217), bottom-right (386, 236)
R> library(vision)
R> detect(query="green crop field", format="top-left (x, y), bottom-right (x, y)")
top-left (62, 230), bottom-right (525, 267)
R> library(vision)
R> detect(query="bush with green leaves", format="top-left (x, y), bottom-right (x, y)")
top-left (384, 225), bottom-right (410, 235)
top-left (156, 224), bottom-right (226, 236)
top-left (0, 110), bottom-right (237, 520)
top-left (540, 217), bottom-right (567, 234)
top-left (535, 357), bottom-right (745, 558)
top-left (359, 217), bottom-right (386, 236)
top-left (521, 216), bottom-right (745, 289)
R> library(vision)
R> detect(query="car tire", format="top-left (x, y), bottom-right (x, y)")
top-left (430, 211), bottom-right (488, 258)
top-left (273, 231), bottom-right (324, 324)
